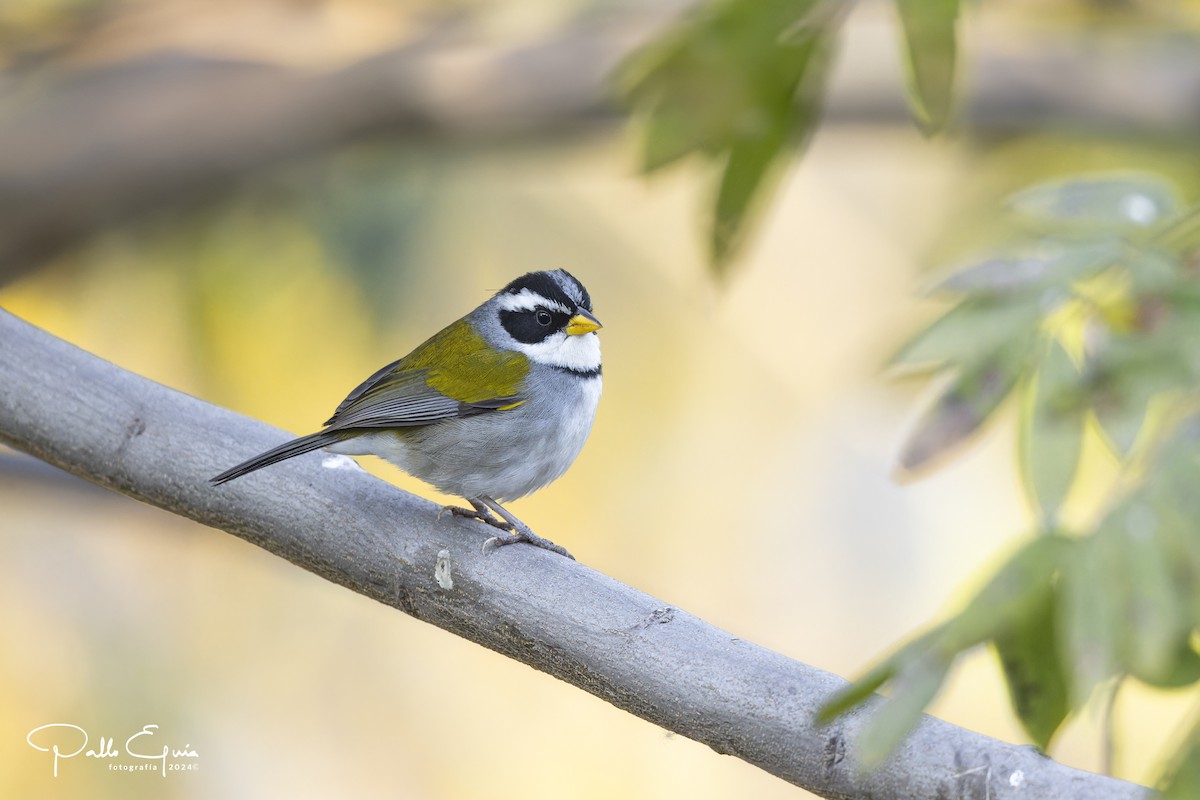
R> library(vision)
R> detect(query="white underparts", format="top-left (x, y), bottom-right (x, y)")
top-left (515, 330), bottom-right (601, 371)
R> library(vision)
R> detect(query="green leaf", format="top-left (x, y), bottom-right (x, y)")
top-left (941, 534), bottom-right (1069, 651)
top-left (819, 630), bottom-right (956, 765)
top-left (928, 238), bottom-right (1125, 296)
top-left (639, 106), bottom-right (708, 172)
top-left (1160, 711), bottom-right (1200, 799)
top-left (1162, 281), bottom-right (1200, 330)
top-left (711, 120), bottom-right (788, 270)
top-left (890, 297), bottom-right (1041, 373)
top-left (817, 665), bottom-right (895, 726)
top-left (898, 339), bottom-right (1033, 473)
top-left (927, 256), bottom-right (1049, 295)
top-left (858, 653), bottom-right (952, 766)
top-left (1107, 504), bottom-right (1190, 686)
top-left (1083, 291), bottom-right (1200, 458)
top-left (1135, 420), bottom-right (1200, 625)
top-left (1018, 340), bottom-right (1084, 522)
top-left (994, 586), bottom-right (1071, 749)
top-left (1061, 530), bottom-right (1122, 703)
top-left (818, 626), bottom-right (945, 724)
top-left (618, 0), bottom-right (844, 272)
top-left (1126, 244), bottom-right (1182, 293)
top-left (1007, 173), bottom-right (1180, 231)
top-left (894, 0), bottom-right (960, 135)
top-left (1153, 206), bottom-right (1200, 252)
top-left (1160, 509), bottom-right (1200, 627)
top-left (1144, 637), bottom-right (1200, 690)
top-left (822, 537), bottom-right (1069, 762)
top-left (1087, 330), bottom-right (1192, 457)
top-left (710, 21), bottom-right (834, 270)
top-left (1091, 386), bottom-right (1157, 458)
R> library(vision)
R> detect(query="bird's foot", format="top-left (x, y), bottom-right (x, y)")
top-left (439, 502), bottom-right (511, 531)
top-left (482, 526), bottom-right (575, 560)
top-left (442, 496), bottom-right (574, 559)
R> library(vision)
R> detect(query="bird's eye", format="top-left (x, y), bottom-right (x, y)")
top-left (536, 309), bottom-right (553, 326)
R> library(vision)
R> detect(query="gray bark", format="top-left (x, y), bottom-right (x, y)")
top-left (0, 308), bottom-right (1152, 799)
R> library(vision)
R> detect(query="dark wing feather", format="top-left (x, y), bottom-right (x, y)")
top-left (321, 322), bottom-right (528, 431)
top-left (324, 371), bottom-right (525, 431)
top-left (325, 357), bottom-right (405, 425)
top-left (324, 368), bottom-right (514, 430)
top-left (324, 366), bottom-right (451, 428)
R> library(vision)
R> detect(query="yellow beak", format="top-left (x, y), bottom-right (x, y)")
top-left (565, 309), bottom-right (603, 336)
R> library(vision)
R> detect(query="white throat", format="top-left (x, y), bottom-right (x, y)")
top-left (516, 331), bottom-right (601, 371)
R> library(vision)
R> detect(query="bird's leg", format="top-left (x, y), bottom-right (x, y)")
top-left (439, 498), bottom-right (511, 531)
top-left (476, 496), bottom-right (575, 560)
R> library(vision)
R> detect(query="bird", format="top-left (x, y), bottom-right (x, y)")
top-left (210, 269), bottom-right (602, 559)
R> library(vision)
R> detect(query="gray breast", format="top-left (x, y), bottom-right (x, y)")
top-left (347, 366), bottom-right (602, 502)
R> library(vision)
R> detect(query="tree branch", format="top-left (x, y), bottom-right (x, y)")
top-left (0, 307), bottom-right (1151, 799)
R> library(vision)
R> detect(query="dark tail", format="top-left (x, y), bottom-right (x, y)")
top-left (210, 431), bottom-right (343, 485)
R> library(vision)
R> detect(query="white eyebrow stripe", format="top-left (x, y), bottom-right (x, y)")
top-left (496, 289), bottom-right (571, 315)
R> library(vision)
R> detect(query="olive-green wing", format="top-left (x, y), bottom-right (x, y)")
top-left (323, 319), bottom-right (529, 431)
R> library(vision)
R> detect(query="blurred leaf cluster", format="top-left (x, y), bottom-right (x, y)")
top-left (821, 173), bottom-right (1200, 795)
top-left (618, 0), bottom-right (959, 273)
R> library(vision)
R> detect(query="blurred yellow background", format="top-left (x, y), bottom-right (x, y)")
top-left (2, 1), bottom-right (1199, 797)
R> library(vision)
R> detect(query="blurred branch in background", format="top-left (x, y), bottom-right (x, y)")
top-left (6, 2), bottom-right (1200, 285)
top-left (0, 15), bottom-right (646, 286)
top-left (0, 307), bottom-right (1152, 800)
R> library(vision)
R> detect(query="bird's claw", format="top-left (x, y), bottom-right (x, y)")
top-left (442, 497), bottom-right (575, 559)
top-left (440, 504), bottom-right (511, 531)
top-left (482, 529), bottom-right (575, 560)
